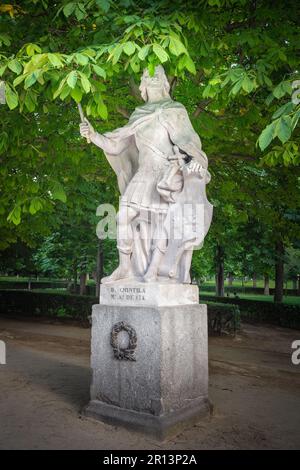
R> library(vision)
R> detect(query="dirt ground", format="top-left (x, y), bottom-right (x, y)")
top-left (0, 316), bottom-right (299, 450)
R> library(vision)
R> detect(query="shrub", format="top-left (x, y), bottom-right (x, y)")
top-left (206, 302), bottom-right (240, 335)
top-left (0, 290), bottom-right (240, 336)
top-left (200, 284), bottom-right (298, 296)
top-left (201, 294), bottom-right (300, 330)
top-left (0, 289), bottom-right (96, 323)
top-left (0, 280), bottom-right (68, 290)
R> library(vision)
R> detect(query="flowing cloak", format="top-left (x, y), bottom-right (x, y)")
top-left (99, 98), bottom-right (210, 194)
top-left (97, 98), bottom-right (213, 281)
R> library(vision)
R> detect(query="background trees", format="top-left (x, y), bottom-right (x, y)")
top-left (0, 0), bottom-right (299, 300)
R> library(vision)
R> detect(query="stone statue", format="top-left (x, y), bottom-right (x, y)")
top-left (80, 65), bottom-right (212, 284)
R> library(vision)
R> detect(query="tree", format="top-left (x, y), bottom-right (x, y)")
top-left (0, 1), bottom-right (299, 296)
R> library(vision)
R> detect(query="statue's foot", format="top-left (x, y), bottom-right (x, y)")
top-left (101, 265), bottom-right (134, 284)
top-left (143, 270), bottom-right (157, 283)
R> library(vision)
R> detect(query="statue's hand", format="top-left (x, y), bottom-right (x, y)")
top-left (79, 118), bottom-right (95, 142)
top-left (186, 160), bottom-right (206, 178)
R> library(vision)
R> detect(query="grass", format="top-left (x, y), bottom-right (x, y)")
top-left (0, 276), bottom-right (67, 283)
top-left (31, 288), bottom-right (69, 294)
top-left (203, 279), bottom-right (297, 289)
top-left (1, 276), bottom-right (299, 305)
top-left (200, 290), bottom-right (300, 305)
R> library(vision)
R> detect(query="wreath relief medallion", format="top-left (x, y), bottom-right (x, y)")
top-left (110, 321), bottom-right (137, 361)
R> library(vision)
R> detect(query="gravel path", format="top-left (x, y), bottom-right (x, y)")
top-left (0, 317), bottom-right (299, 449)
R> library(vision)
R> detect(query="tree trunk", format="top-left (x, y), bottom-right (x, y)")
top-left (67, 279), bottom-right (73, 293)
top-left (79, 273), bottom-right (87, 296)
top-left (95, 239), bottom-right (104, 298)
top-left (228, 273), bottom-right (234, 286)
top-left (252, 272), bottom-right (257, 288)
top-left (264, 273), bottom-right (270, 295)
top-left (73, 261), bottom-right (78, 293)
top-left (293, 278), bottom-right (297, 290)
top-left (215, 245), bottom-right (225, 297)
top-left (274, 240), bottom-right (284, 303)
top-left (297, 276), bottom-right (300, 296)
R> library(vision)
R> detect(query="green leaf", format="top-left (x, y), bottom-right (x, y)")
top-left (230, 78), bottom-right (243, 95)
top-left (75, 5), bottom-right (86, 21)
top-left (263, 74), bottom-right (272, 87)
top-left (13, 74), bottom-right (27, 87)
top-left (75, 53), bottom-right (89, 66)
top-left (130, 58), bottom-right (140, 73)
top-left (202, 84), bottom-right (214, 98)
top-left (152, 44), bottom-right (169, 63)
top-left (26, 43), bottom-right (42, 56)
top-left (272, 102), bottom-right (294, 120)
top-left (7, 205), bottom-right (21, 225)
top-left (138, 45), bottom-right (150, 61)
top-left (277, 116), bottom-right (292, 144)
top-left (60, 84), bottom-right (71, 100)
top-left (63, 2), bottom-right (75, 17)
top-left (29, 198), bottom-right (43, 215)
top-left (67, 71), bottom-right (77, 89)
top-left (70, 86), bottom-right (83, 103)
top-left (96, 0), bottom-right (110, 12)
top-left (169, 37), bottom-right (187, 56)
top-left (148, 62), bottom-right (155, 76)
top-left (258, 122), bottom-right (275, 151)
top-left (51, 182), bottom-right (67, 202)
top-left (5, 83), bottom-right (18, 109)
top-left (123, 41), bottom-right (136, 56)
top-left (92, 64), bottom-right (106, 78)
top-left (273, 81), bottom-right (292, 99)
top-left (8, 59), bottom-right (22, 75)
top-left (241, 75), bottom-right (254, 93)
top-left (0, 33), bottom-right (11, 47)
top-left (24, 90), bottom-right (37, 112)
top-left (110, 44), bottom-right (123, 65)
top-left (24, 73), bottom-right (37, 89)
top-left (0, 64), bottom-right (7, 77)
top-left (80, 73), bottom-right (91, 93)
top-left (97, 100), bottom-right (108, 120)
top-left (48, 53), bottom-right (64, 68)
top-left (183, 55), bottom-right (196, 74)
top-left (53, 77), bottom-right (67, 99)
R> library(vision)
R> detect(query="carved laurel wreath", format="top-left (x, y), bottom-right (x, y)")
top-left (110, 321), bottom-right (137, 361)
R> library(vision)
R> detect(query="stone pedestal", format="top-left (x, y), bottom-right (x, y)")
top-left (84, 283), bottom-right (210, 439)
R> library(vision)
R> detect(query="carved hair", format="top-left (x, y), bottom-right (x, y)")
top-left (139, 65), bottom-right (170, 102)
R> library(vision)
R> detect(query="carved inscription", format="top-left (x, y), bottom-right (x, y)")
top-left (109, 286), bottom-right (146, 302)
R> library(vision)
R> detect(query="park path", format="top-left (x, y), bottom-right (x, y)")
top-left (0, 317), bottom-right (299, 449)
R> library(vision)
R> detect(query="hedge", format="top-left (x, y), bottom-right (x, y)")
top-left (0, 280), bottom-right (68, 290)
top-left (206, 301), bottom-right (240, 335)
top-left (200, 294), bottom-right (300, 330)
top-left (2, 289), bottom-right (298, 332)
top-left (0, 289), bottom-right (96, 323)
top-left (200, 284), bottom-right (298, 296)
top-left (0, 290), bottom-right (239, 336)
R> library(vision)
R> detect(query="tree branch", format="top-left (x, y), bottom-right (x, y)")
top-left (116, 105), bottom-right (130, 119)
top-left (129, 77), bottom-right (141, 101)
top-left (193, 99), bottom-right (213, 117)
